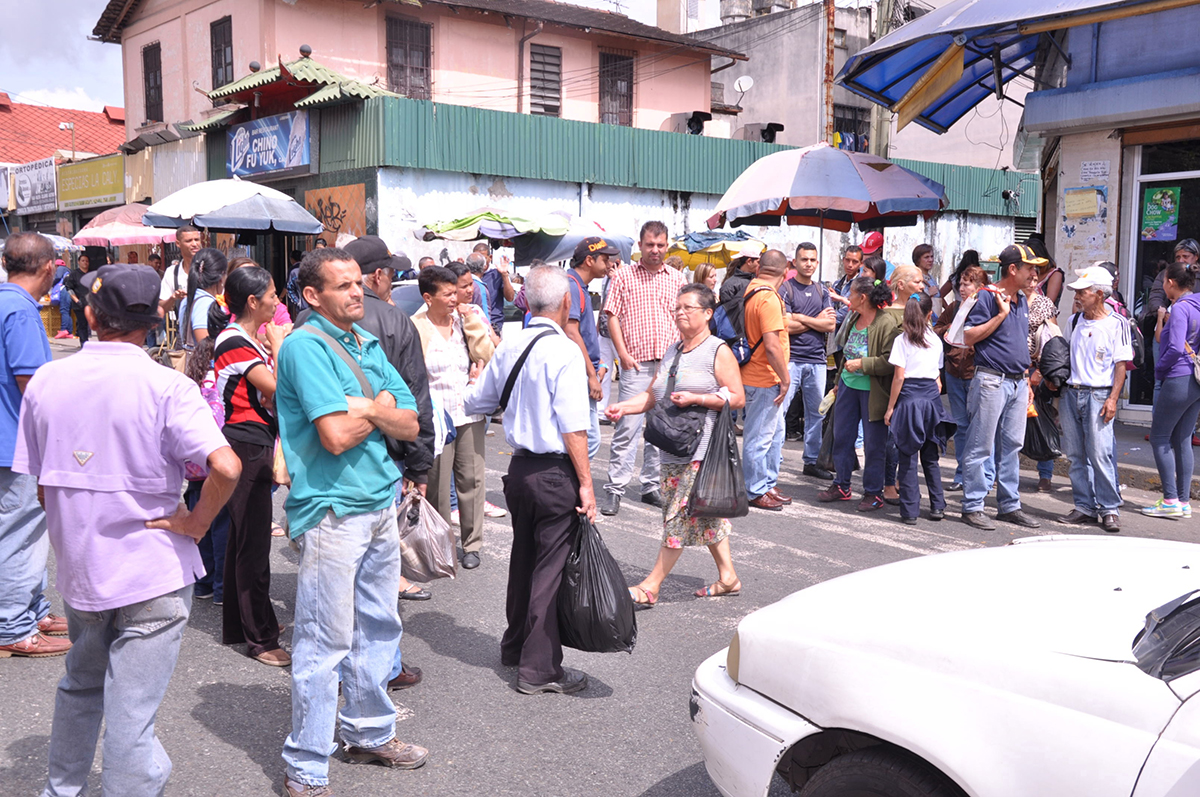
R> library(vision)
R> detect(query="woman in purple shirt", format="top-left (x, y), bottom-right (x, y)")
top-left (1143, 261), bottom-right (1200, 518)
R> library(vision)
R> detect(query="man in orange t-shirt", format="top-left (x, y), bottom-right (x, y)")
top-left (740, 250), bottom-right (790, 510)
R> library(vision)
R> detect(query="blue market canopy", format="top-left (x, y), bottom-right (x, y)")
top-left (836, 0), bottom-right (1196, 135)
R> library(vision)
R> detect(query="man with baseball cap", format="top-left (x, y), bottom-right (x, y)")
top-left (1058, 266), bottom-right (1132, 533)
top-left (568, 237), bottom-right (617, 458)
top-left (860, 231), bottom-right (897, 279)
top-left (14, 263), bottom-right (242, 795)
top-left (960, 243), bottom-right (1046, 530)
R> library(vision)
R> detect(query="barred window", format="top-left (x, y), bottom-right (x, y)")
top-left (211, 17), bottom-right (234, 90)
top-left (599, 51), bottom-right (634, 127)
top-left (143, 43), bottom-right (163, 123)
top-left (387, 17), bottom-right (432, 100)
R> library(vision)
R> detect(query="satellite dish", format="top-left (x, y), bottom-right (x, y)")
top-left (733, 75), bottom-right (755, 93)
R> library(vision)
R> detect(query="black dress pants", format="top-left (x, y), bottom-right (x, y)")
top-left (222, 437), bottom-right (280, 656)
top-left (500, 455), bottom-right (581, 686)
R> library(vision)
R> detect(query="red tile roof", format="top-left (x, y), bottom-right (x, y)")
top-left (0, 96), bottom-right (126, 165)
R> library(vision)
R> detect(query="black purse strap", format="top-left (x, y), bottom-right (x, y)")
top-left (663, 344), bottom-right (685, 395)
top-left (500, 327), bottom-right (557, 411)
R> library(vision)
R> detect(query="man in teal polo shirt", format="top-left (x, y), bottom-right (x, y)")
top-left (275, 248), bottom-right (427, 797)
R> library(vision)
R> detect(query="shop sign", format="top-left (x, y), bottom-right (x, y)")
top-left (1141, 186), bottom-right (1181, 242)
top-left (227, 111), bottom-right (310, 177)
top-left (13, 158), bottom-right (57, 215)
top-left (57, 154), bottom-right (124, 210)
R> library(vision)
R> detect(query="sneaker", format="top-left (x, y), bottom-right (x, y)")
top-left (1184, 504), bottom-right (1193, 518)
top-left (483, 500), bottom-right (507, 518)
top-left (1142, 499), bottom-right (1185, 518)
top-left (857, 494), bottom-right (885, 512)
top-left (817, 484), bottom-right (851, 502)
top-left (343, 738), bottom-right (429, 769)
top-left (285, 779), bottom-right (335, 797)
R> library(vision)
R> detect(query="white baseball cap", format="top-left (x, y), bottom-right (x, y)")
top-left (1067, 265), bottom-right (1114, 291)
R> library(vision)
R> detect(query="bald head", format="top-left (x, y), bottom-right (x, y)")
top-left (757, 249), bottom-right (788, 278)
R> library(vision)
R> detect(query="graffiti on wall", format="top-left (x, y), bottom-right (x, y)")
top-left (304, 183), bottom-right (366, 240)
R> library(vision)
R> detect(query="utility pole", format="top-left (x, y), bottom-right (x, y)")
top-left (869, 0), bottom-right (895, 158)
top-left (824, 0), bottom-right (835, 142)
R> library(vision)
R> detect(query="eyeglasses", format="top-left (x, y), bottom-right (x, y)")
top-left (674, 305), bottom-right (704, 315)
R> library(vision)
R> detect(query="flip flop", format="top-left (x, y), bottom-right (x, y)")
top-left (399, 583), bottom-right (432, 601)
top-left (629, 586), bottom-right (657, 610)
top-left (696, 581), bottom-right (742, 598)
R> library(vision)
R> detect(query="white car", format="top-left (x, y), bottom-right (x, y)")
top-left (691, 535), bottom-right (1200, 797)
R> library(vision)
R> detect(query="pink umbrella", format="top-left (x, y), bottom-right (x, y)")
top-left (73, 203), bottom-right (177, 247)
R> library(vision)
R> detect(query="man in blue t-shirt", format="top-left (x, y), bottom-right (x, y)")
top-left (473, 243), bottom-right (515, 337)
top-left (961, 243), bottom-right (1046, 531)
top-left (566, 237), bottom-right (617, 458)
top-left (781, 242), bottom-right (836, 477)
top-left (0, 232), bottom-right (69, 659)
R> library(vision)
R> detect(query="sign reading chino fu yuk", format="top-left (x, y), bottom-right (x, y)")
top-left (227, 111), bottom-right (310, 177)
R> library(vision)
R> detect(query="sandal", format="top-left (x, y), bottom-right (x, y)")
top-left (696, 581), bottom-right (741, 598)
top-left (629, 586), bottom-right (657, 609)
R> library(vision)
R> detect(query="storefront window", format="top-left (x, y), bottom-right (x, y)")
top-left (1130, 139), bottom-right (1200, 404)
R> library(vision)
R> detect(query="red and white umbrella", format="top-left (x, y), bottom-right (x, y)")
top-left (73, 203), bottom-right (178, 247)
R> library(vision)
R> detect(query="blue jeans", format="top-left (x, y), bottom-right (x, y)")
top-left (57, 291), bottom-right (72, 334)
top-left (0, 468), bottom-right (51, 645)
top-left (963, 373), bottom-right (1028, 514)
top-left (284, 506), bottom-right (402, 787)
top-left (185, 480), bottom-right (229, 602)
top-left (1061, 386), bottom-right (1122, 515)
top-left (1037, 459), bottom-right (1055, 480)
top-left (784, 362), bottom-right (826, 465)
top-left (742, 384), bottom-right (786, 499)
top-left (587, 398), bottom-right (600, 460)
top-left (832, 386), bottom-right (887, 495)
top-left (41, 586), bottom-right (192, 797)
top-left (1150, 375), bottom-right (1200, 502)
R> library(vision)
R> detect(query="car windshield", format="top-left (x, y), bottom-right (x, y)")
top-left (1133, 590), bottom-right (1200, 681)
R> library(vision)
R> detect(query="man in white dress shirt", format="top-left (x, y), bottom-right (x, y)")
top-left (464, 265), bottom-right (595, 695)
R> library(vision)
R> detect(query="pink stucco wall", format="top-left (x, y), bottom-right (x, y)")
top-left (117, 0), bottom-right (714, 138)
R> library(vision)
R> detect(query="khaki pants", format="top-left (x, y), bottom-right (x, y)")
top-left (430, 420), bottom-right (486, 553)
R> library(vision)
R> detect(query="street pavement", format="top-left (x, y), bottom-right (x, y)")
top-left (0, 419), bottom-right (1196, 796)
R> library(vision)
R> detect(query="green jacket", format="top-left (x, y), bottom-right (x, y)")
top-left (833, 307), bottom-right (902, 422)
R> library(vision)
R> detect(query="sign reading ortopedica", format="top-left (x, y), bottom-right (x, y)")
top-left (13, 158), bottom-right (58, 215)
top-left (227, 111), bottom-right (310, 177)
top-left (58, 154), bottom-right (125, 210)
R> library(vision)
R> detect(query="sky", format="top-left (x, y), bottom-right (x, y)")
top-left (0, 0), bottom-right (124, 111)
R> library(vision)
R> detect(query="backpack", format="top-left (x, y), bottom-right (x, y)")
top-left (712, 285), bottom-right (774, 366)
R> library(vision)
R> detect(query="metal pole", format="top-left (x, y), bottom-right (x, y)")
top-left (824, 0), bottom-right (835, 142)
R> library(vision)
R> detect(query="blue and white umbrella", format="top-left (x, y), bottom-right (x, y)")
top-left (143, 178), bottom-right (324, 234)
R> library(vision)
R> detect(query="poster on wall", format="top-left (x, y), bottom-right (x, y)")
top-left (1141, 187), bottom-right (1180, 242)
top-left (13, 158), bottom-right (57, 215)
top-left (304, 183), bottom-right (366, 241)
top-left (227, 111), bottom-right (310, 177)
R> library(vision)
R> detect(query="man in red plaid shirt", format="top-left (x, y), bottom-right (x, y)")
top-left (598, 221), bottom-right (687, 516)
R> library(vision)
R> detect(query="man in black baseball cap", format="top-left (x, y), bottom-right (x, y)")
top-left (344, 235), bottom-right (412, 278)
top-left (82, 263), bottom-right (164, 330)
top-left (568, 237), bottom-right (617, 460)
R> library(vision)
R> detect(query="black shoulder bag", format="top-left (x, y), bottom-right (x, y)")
top-left (643, 345), bottom-right (707, 458)
top-left (499, 328), bottom-right (557, 412)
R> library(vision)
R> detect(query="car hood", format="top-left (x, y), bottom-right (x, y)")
top-left (735, 535), bottom-right (1200, 704)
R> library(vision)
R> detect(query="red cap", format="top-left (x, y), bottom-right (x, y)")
top-left (862, 231), bottom-right (884, 254)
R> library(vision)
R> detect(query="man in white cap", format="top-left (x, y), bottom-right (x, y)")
top-left (1057, 266), bottom-right (1133, 533)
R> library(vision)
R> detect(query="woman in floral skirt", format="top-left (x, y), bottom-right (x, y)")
top-left (605, 283), bottom-right (746, 607)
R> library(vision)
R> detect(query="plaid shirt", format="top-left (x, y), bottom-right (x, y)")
top-left (602, 262), bottom-right (687, 363)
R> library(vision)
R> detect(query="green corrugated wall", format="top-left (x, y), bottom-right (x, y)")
top-left (893, 158), bottom-right (1040, 218)
top-left (319, 96), bottom-right (786, 195)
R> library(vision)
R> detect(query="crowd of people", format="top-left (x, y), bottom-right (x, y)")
top-left (1, 219), bottom-right (1199, 796)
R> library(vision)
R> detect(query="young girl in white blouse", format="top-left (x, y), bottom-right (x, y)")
top-left (885, 293), bottom-right (956, 525)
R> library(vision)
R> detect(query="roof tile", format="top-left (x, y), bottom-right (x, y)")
top-left (0, 101), bottom-right (126, 165)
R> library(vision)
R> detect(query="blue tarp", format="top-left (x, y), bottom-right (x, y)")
top-left (674, 231), bottom-right (754, 253)
top-left (836, 0), bottom-right (1153, 134)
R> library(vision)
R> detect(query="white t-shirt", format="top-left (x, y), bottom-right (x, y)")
top-left (888, 328), bottom-right (943, 380)
top-left (159, 260), bottom-right (187, 302)
top-left (1064, 310), bottom-right (1133, 387)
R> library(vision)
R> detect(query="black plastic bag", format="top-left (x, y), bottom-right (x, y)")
top-left (816, 395), bottom-right (857, 475)
top-left (687, 402), bottom-right (750, 518)
top-left (1023, 386), bottom-right (1062, 462)
top-left (557, 517), bottom-right (637, 654)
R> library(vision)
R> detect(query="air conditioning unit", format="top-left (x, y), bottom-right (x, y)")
top-left (738, 122), bottom-right (785, 143)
